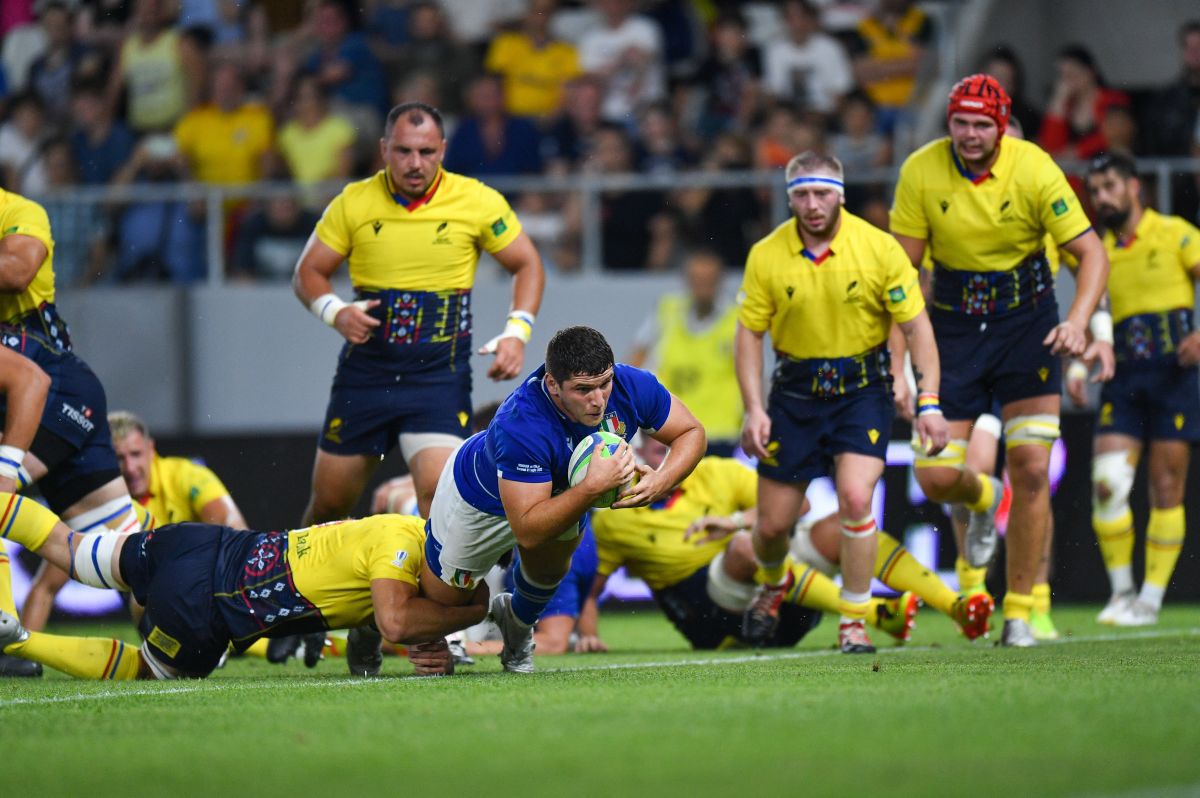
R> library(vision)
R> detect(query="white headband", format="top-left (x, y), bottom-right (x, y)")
top-left (787, 175), bottom-right (845, 195)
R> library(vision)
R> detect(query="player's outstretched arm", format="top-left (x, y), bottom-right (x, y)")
top-left (898, 310), bottom-right (949, 457)
top-left (292, 232), bottom-right (380, 344)
top-left (0, 348), bottom-right (50, 492)
top-left (500, 449), bottom-right (634, 548)
top-left (483, 231), bottom-right (546, 381)
top-left (1050, 230), bottom-right (1110, 357)
top-left (371, 578), bottom-right (489, 645)
top-left (735, 322), bottom-right (771, 460)
top-left (612, 396), bottom-right (705, 509)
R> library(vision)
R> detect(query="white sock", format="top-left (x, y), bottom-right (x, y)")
top-left (1108, 565), bottom-right (1134, 596)
top-left (1139, 583), bottom-right (1165, 610)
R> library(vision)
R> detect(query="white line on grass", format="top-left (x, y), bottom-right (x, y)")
top-left (2, 626), bottom-right (1197, 709)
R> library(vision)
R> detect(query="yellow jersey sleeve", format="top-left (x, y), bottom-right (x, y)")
top-left (888, 157), bottom-right (929, 240)
top-left (314, 191), bottom-right (352, 256)
top-left (0, 191), bottom-right (55, 323)
top-left (881, 240), bottom-right (925, 324)
top-left (1037, 159), bottom-right (1091, 246)
top-left (736, 242), bottom-right (774, 333)
top-left (1179, 219), bottom-right (1200, 269)
top-left (175, 460), bottom-right (232, 518)
top-left (364, 533), bottom-right (421, 586)
top-left (592, 511), bottom-right (626, 577)
top-left (476, 183), bottom-right (522, 255)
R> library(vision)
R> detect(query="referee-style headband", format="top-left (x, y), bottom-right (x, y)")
top-left (786, 175), bottom-right (845, 195)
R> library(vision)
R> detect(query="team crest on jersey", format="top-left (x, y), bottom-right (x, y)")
top-left (939, 200), bottom-right (949, 214)
top-left (372, 220), bottom-right (383, 235)
top-left (433, 221), bottom-right (451, 245)
top-left (845, 280), bottom-right (861, 304)
top-left (450, 568), bottom-right (474, 588)
top-left (601, 412), bottom-right (627, 437)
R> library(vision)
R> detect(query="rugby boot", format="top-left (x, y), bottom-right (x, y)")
top-left (871, 591), bottom-right (919, 643)
top-left (0, 652), bottom-right (40, 677)
top-left (741, 569), bottom-right (795, 645)
top-left (965, 476), bottom-right (1003, 567)
top-left (950, 592), bottom-right (994, 641)
top-left (838, 619), bottom-right (876, 654)
top-left (0, 611), bottom-right (39, 676)
top-left (301, 632), bottom-right (328, 668)
top-left (489, 593), bottom-right (534, 673)
top-left (266, 634), bottom-right (301, 663)
top-left (1029, 610), bottom-right (1060, 641)
top-left (1000, 618), bottom-right (1036, 647)
top-left (1113, 600), bottom-right (1158, 627)
top-left (1097, 591), bottom-right (1135, 625)
top-left (347, 625), bottom-right (384, 676)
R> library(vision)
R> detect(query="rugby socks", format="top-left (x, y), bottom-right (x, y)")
top-left (964, 472), bottom-right (996, 513)
top-left (0, 493), bottom-right (58, 553)
top-left (755, 556), bottom-right (790, 587)
top-left (0, 542), bottom-right (16, 617)
top-left (1032, 582), bottom-right (1052, 617)
top-left (1002, 591), bottom-right (1034, 623)
top-left (955, 557), bottom-right (989, 596)
top-left (838, 589), bottom-right (871, 624)
top-left (874, 532), bottom-right (957, 616)
top-left (1142, 506), bottom-right (1185, 609)
top-left (1092, 510), bottom-right (1135, 595)
top-left (783, 562), bottom-right (841, 615)
top-left (5, 632), bottom-right (140, 680)
top-left (243, 639), bottom-right (270, 659)
top-left (511, 564), bottom-right (559, 627)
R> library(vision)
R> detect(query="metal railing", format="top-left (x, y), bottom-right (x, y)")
top-left (27, 156), bottom-right (1200, 284)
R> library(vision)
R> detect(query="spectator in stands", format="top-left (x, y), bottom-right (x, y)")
top-left (689, 10), bottom-right (763, 140)
top-left (982, 45), bottom-right (1041, 141)
top-left (26, 2), bottom-right (104, 128)
top-left (0, 91), bottom-right (49, 193)
top-left (300, 0), bottom-right (389, 124)
top-left (674, 132), bottom-right (764, 269)
top-left (542, 75), bottom-right (605, 170)
top-left (276, 74), bottom-right (355, 186)
top-left (39, 137), bottom-right (107, 285)
top-left (391, 2), bottom-right (475, 117)
top-left (107, 0), bottom-right (206, 134)
top-left (173, 61), bottom-right (274, 187)
top-left (829, 89), bottom-right (890, 172)
top-left (763, 0), bottom-right (853, 118)
top-left (754, 105), bottom-right (824, 169)
top-left (634, 102), bottom-right (695, 175)
top-left (438, 0), bottom-right (526, 58)
top-left (578, 0), bottom-right (667, 123)
top-left (646, 0), bottom-right (704, 80)
top-left (69, 81), bottom-right (136, 185)
top-left (1038, 44), bottom-right (1129, 161)
top-left (1145, 20), bottom-right (1200, 223)
top-left (844, 0), bottom-right (933, 133)
top-left (1100, 104), bottom-right (1138, 158)
top-left (444, 74), bottom-right (543, 177)
top-left (230, 193), bottom-right (319, 281)
top-left (485, 0), bottom-right (582, 119)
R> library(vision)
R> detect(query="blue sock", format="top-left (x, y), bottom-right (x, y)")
top-left (511, 565), bottom-right (560, 627)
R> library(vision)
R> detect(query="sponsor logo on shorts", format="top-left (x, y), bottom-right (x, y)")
top-left (1038, 367), bottom-right (1049, 382)
top-left (457, 411), bottom-right (469, 428)
top-left (1176, 414), bottom-right (1185, 430)
top-left (61, 402), bottom-right (95, 433)
top-left (147, 626), bottom-right (182, 658)
top-left (868, 429), bottom-right (880, 444)
top-left (325, 417), bottom-right (343, 444)
top-left (1099, 402), bottom-right (1114, 427)
top-left (762, 440), bottom-right (780, 467)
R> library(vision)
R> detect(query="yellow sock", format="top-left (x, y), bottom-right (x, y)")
top-left (242, 638), bottom-right (270, 659)
top-left (0, 494), bottom-right (58, 552)
top-left (1145, 506), bottom-right (1185, 590)
top-left (964, 472), bottom-right (995, 513)
top-left (0, 542), bottom-right (16, 617)
top-left (1093, 510), bottom-right (1135, 570)
top-left (874, 532), bottom-right (958, 615)
top-left (1002, 591), bottom-right (1034, 622)
top-left (956, 557), bottom-right (989, 595)
top-left (6, 632), bottom-right (141, 680)
top-left (838, 595), bottom-right (870, 622)
top-left (784, 563), bottom-right (842, 614)
top-left (1032, 582), bottom-right (1051, 615)
top-left (755, 557), bottom-right (790, 587)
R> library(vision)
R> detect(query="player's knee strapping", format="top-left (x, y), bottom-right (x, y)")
top-left (0, 493), bottom-right (59, 552)
top-left (840, 516), bottom-right (877, 539)
top-left (706, 550), bottom-right (756, 612)
top-left (1003, 414), bottom-right (1061, 450)
top-left (65, 496), bottom-right (143, 535)
top-left (913, 438), bottom-right (968, 469)
top-left (789, 520), bottom-right (837, 577)
top-left (510, 564), bottom-right (561, 627)
top-left (1091, 451), bottom-right (1135, 523)
top-left (68, 532), bottom-right (123, 590)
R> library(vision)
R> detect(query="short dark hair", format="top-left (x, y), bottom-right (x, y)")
top-left (1088, 151), bottom-right (1137, 180)
top-left (1180, 20), bottom-right (1200, 44)
top-left (546, 327), bottom-right (615, 384)
top-left (384, 102), bottom-right (445, 138)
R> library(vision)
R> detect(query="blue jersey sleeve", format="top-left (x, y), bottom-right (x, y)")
top-left (617, 364), bottom-right (673, 433)
top-left (491, 418), bottom-right (555, 484)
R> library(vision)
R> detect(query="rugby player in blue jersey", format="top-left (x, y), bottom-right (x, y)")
top-left (422, 326), bottom-right (706, 672)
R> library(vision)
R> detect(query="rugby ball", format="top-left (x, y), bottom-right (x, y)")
top-left (568, 431), bottom-right (630, 508)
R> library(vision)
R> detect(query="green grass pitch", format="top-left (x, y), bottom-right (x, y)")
top-left (2, 605), bottom-right (1198, 798)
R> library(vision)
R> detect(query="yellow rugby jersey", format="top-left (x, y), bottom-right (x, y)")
top-left (314, 169), bottom-right (522, 291)
top-left (485, 32), bottom-right (582, 117)
top-left (174, 103), bottom-right (274, 184)
top-left (655, 296), bottom-right (743, 441)
top-left (738, 211), bottom-right (924, 359)
top-left (288, 514), bottom-right (424, 631)
top-left (593, 457), bottom-right (757, 591)
top-left (1104, 209), bottom-right (1200, 322)
top-left (140, 455), bottom-right (232, 525)
top-left (924, 232), bottom-right (1062, 275)
top-left (0, 189), bottom-right (55, 325)
top-left (890, 136), bottom-right (1090, 273)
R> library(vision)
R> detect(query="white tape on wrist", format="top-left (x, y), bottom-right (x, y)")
top-left (310, 293), bottom-right (348, 327)
top-left (0, 445), bottom-right (26, 485)
top-left (479, 310), bottom-right (536, 353)
top-left (1089, 310), bottom-right (1114, 345)
top-left (1067, 360), bottom-right (1089, 383)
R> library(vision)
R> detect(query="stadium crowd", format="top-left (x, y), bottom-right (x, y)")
top-left (2, 0), bottom-right (1195, 281)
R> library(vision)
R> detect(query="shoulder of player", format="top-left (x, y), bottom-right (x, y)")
top-left (0, 189), bottom-right (49, 223)
top-left (440, 169), bottom-right (504, 200)
top-left (159, 454), bottom-right (216, 480)
top-left (1153, 211), bottom-right (1200, 248)
top-left (1001, 137), bottom-right (1062, 178)
top-left (839, 211), bottom-right (904, 255)
top-left (332, 171), bottom-right (389, 206)
top-left (749, 218), bottom-right (796, 255)
top-left (897, 137), bottom-right (950, 174)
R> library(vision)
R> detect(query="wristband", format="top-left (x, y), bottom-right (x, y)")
top-left (916, 392), bottom-right (942, 416)
top-left (1088, 310), bottom-right (1114, 345)
top-left (479, 310), bottom-right (536, 354)
top-left (0, 445), bottom-right (30, 488)
top-left (309, 293), bottom-right (348, 327)
top-left (1066, 360), bottom-right (1089, 383)
top-left (730, 511), bottom-right (748, 531)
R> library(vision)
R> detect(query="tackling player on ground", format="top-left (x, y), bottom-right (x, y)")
top-left (1072, 152), bottom-right (1200, 626)
top-left (736, 151), bottom-right (948, 654)
top-left (889, 74), bottom-right (1109, 646)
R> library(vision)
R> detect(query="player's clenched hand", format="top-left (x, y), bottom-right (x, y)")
top-left (1177, 331), bottom-right (1200, 367)
top-left (407, 638), bottom-right (453, 676)
top-left (481, 336), bottom-right (525, 381)
top-left (1043, 319), bottom-right (1087, 357)
top-left (333, 299), bottom-right (381, 345)
top-left (683, 515), bottom-right (738, 545)
top-left (581, 441), bottom-right (636, 499)
top-left (612, 463), bottom-right (672, 508)
top-left (574, 634), bottom-right (608, 653)
top-left (740, 407), bottom-right (772, 461)
top-left (915, 412), bottom-right (949, 457)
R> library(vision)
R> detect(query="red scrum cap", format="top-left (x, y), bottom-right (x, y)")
top-left (946, 73), bottom-right (1011, 134)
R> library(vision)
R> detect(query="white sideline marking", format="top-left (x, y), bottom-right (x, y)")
top-left (2, 626), bottom-right (1197, 709)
